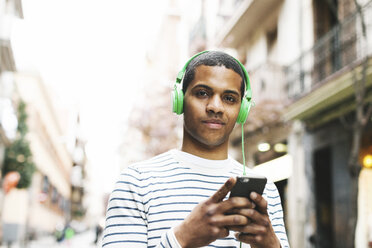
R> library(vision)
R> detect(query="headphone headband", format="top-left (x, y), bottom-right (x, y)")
top-left (176, 51), bottom-right (209, 84)
top-left (175, 50), bottom-right (251, 100)
top-left (233, 58), bottom-right (251, 101)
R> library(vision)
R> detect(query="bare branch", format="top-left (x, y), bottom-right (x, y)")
top-left (325, 0), bottom-right (340, 23)
top-left (339, 114), bottom-right (353, 130)
top-left (361, 56), bottom-right (370, 123)
top-left (362, 103), bottom-right (372, 126)
top-left (352, 70), bottom-right (363, 104)
top-left (353, 0), bottom-right (367, 38)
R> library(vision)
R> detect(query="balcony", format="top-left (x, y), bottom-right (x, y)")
top-left (284, 1), bottom-right (372, 124)
top-left (216, 0), bottom-right (283, 48)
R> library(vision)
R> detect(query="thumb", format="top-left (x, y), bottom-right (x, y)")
top-left (208, 177), bottom-right (236, 203)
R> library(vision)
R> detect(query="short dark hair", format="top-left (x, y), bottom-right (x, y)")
top-left (182, 51), bottom-right (246, 98)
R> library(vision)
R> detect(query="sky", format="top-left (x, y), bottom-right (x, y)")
top-left (11, 0), bottom-right (170, 215)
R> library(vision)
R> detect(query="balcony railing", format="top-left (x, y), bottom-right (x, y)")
top-left (286, 1), bottom-right (372, 100)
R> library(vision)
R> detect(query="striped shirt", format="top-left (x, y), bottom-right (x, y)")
top-left (103, 149), bottom-right (290, 247)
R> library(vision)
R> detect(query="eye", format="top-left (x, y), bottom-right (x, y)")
top-left (195, 90), bottom-right (209, 98)
top-left (224, 95), bottom-right (238, 103)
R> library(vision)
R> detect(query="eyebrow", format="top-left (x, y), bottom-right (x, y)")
top-left (192, 84), bottom-right (241, 97)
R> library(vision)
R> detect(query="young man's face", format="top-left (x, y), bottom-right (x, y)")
top-left (183, 65), bottom-right (243, 149)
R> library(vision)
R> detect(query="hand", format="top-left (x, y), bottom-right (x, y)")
top-left (174, 177), bottom-right (254, 248)
top-left (228, 192), bottom-right (281, 248)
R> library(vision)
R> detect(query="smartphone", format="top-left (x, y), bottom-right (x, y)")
top-left (229, 175), bottom-right (267, 201)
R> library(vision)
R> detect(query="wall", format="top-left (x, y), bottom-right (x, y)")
top-left (303, 119), bottom-right (352, 248)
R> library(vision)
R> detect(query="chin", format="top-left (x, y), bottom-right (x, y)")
top-left (184, 127), bottom-right (230, 149)
top-left (197, 137), bottom-right (228, 149)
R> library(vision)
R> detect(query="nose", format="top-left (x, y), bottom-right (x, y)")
top-left (206, 95), bottom-right (224, 114)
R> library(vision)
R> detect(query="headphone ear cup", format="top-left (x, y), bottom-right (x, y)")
top-left (172, 86), bottom-right (184, 115)
top-left (236, 98), bottom-right (251, 124)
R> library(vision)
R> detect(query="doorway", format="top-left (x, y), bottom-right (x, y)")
top-left (313, 146), bottom-right (334, 248)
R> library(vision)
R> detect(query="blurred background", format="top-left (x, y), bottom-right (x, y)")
top-left (0, 0), bottom-right (372, 247)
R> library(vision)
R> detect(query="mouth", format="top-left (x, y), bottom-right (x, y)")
top-left (202, 119), bottom-right (225, 129)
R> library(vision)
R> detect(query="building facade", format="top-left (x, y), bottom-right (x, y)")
top-left (284, 0), bottom-right (372, 247)
top-left (0, 0), bottom-right (22, 181)
top-left (204, 0), bottom-right (372, 247)
top-left (1, 73), bottom-right (74, 244)
top-left (0, 0), bottom-right (23, 244)
top-left (70, 114), bottom-right (88, 223)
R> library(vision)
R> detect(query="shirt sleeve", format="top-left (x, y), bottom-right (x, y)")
top-left (102, 167), bottom-right (183, 248)
top-left (264, 181), bottom-right (290, 248)
top-left (155, 228), bottom-right (182, 248)
top-left (102, 167), bottom-right (148, 247)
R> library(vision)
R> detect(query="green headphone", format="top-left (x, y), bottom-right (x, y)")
top-left (172, 50), bottom-right (252, 124)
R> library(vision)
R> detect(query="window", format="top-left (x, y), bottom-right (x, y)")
top-left (41, 175), bottom-right (49, 193)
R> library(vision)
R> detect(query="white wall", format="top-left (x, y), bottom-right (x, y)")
top-left (287, 121), bottom-right (308, 248)
top-left (277, 0), bottom-right (314, 65)
top-left (246, 34), bottom-right (267, 70)
top-left (28, 172), bottom-right (66, 233)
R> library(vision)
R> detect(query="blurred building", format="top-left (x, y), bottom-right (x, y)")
top-left (283, 1), bottom-right (372, 247)
top-left (117, 0), bottom-right (371, 246)
top-left (0, 0), bottom-right (23, 243)
top-left (1, 73), bottom-right (73, 243)
top-left (0, 0), bottom-right (22, 182)
top-left (207, 0), bottom-right (372, 247)
top-left (202, 0), bottom-right (293, 243)
top-left (120, 0), bottom-right (201, 166)
top-left (70, 115), bottom-right (87, 221)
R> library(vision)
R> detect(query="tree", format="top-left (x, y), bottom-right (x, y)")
top-left (2, 101), bottom-right (35, 189)
top-left (126, 85), bottom-right (181, 158)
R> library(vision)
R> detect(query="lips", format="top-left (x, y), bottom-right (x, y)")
top-left (202, 119), bottom-right (225, 129)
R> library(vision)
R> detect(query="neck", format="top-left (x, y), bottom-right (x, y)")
top-left (181, 134), bottom-right (229, 160)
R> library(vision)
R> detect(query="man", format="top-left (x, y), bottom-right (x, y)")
top-left (103, 51), bottom-right (289, 247)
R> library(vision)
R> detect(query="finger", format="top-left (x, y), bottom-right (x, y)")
top-left (218, 227), bottom-right (230, 239)
top-left (238, 208), bottom-right (270, 227)
top-left (212, 226), bottom-right (229, 239)
top-left (225, 206), bottom-right (255, 216)
top-left (250, 192), bottom-right (268, 215)
top-left (235, 232), bottom-right (263, 244)
top-left (208, 177), bottom-right (236, 203)
top-left (217, 197), bottom-right (252, 214)
top-left (232, 223), bottom-right (266, 235)
top-left (226, 218), bottom-right (252, 232)
top-left (210, 213), bottom-right (249, 227)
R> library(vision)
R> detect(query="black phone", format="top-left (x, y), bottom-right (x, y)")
top-left (229, 175), bottom-right (267, 201)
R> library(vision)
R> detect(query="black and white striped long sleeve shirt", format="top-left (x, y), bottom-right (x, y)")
top-left (103, 149), bottom-right (290, 248)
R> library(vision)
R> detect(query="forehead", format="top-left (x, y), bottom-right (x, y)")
top-left (190, 65), bottom-right (242, 92)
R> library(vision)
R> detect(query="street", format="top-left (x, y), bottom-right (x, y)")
top-left (26, 229), bottom-right (101, 248)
